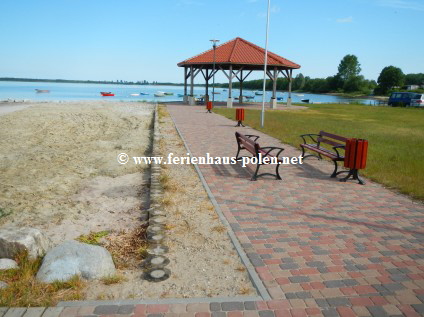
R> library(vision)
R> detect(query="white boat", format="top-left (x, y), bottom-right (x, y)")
top-left (154, 91), bottom-right (165, 97)
top-left (296, 94), bottom-right (304, 97)
top-left (130, 93), bottom-right (140, 96)
top-left (255, 91), bottom-right (263, 95)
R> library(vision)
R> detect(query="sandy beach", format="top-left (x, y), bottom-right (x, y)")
top-left (0, 101), bottom-right (255, 301)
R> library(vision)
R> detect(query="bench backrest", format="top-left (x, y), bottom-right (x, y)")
top-left (236, 132), bottom-right (260, 154)
top-left (318, 131), bottom-right (347, 147)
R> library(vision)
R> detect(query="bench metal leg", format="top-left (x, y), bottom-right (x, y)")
top-left (251, 164), bottom-right (260, 181)
top-left (339, 169), bottom-right (365, 185)
top-left (330, 160), bottom-right (339, 178)
top-left (275, 163), bottom-right (282, 180)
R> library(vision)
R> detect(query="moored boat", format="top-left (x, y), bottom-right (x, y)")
top-left (154, 91), bottom-right (165, 97)
top-left (301, 99), bottom-right (310, 103)
top-left (100, 92), bottom-right (114, 96)
top-left (35, 89), bottom-right (50, 93)
top-left (164, 92), bottom-right (174, 95)
top-left (140, 92), bottom-right (149, 95)
top-left (130, 93), bottom-right (140, 96)
top-left (244, 95), bottom-right (255, 99)
top-left (255, 91), bottom-right (263, 95)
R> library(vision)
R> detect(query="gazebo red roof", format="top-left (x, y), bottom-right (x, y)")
top-left (178, 37), bottom-right (300, 69)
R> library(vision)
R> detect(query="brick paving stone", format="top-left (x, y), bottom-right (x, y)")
top-left (366, 306), bottom-right (389, 317)
top-left (147, 305), bottom-right (170, 314)
top-left (221, 303), bottom-right (244, 312)
top-left (169, 304), bottom-right (187, 313)
top-left (211, 312), bottom-right (227, 317)
top-left (227, 312), bottom-right (243, 317)
top-left (210, 303), bottom-right (221, 312)
top-left (93, 306), bottom-right (119, 315)
top-left (187, 304), bottom-right (210, 312)
top-left (243, 312), bottom-right (260, 317)
top-left (243, 302), bottom-right (256, 310)
top-left (195, 313), bottom-right (211, 317)
top-left (117, 305), bottom-right (135, 315)
top-left (258, 311), bottom-right (274, 317)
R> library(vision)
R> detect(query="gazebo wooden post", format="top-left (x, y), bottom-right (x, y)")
top-left (287, 69), bottom-right (293, 107)
top-left (189, 66), bottom-right (194, 105)
top-left (239, 69), bottom-right (243, 104)
top-left (184, 66), bottom-right (188, 103)
top-left (271, 67), bottom-right (278, 109)
top-left (205, 69), bottom-right (209, 103)
top-left (227, 65), bottom-right (233, 108)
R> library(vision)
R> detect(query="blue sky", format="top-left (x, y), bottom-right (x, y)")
top-left (0, 0), bottom-right (422, 83)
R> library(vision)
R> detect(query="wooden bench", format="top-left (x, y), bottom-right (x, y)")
top-left (300, 131), bottom-right (347, 178)
top-left (235, 132), bottom-right (285, 181)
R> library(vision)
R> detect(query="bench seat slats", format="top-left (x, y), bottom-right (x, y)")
top-left (300, 144), bottom-right (344, 160)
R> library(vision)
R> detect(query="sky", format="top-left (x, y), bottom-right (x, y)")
top-left (0, 0), bottom-right (422, 84)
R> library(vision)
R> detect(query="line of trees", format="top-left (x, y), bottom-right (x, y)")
top-left (216, 55), bottom-right (424, 96)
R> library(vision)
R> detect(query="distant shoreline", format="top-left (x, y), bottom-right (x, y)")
top-left (0, 77), bottom-right (203, 87)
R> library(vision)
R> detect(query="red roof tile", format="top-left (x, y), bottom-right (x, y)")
top-left (178, 37), bottom-right (300, 69)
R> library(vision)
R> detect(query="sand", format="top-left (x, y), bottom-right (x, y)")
top-left (0, 101), bottom-right (256, 300)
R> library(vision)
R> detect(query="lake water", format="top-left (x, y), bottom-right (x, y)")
top-left (0, 81), bottom-right (376, 104)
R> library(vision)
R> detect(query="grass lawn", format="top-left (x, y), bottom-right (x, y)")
top-left (214, 104), bottom-right (424, 201)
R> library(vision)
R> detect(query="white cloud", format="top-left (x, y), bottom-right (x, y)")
top-left (377, 0), bottom-right (424, 11)
top-left (336, 16), bottom-right (353, 23)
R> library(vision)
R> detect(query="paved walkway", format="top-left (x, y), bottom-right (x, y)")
top-left (1, 105), bottom-right (423, 317)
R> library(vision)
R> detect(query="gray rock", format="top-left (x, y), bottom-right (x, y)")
top-left (0, 227), bottom-right (51, 259)
top-left (36, 240), bottom-right (116, 283)
top-left (0, 281), bottom-right (7, 289)
top-left (0, 258), bottom-right (18, 270)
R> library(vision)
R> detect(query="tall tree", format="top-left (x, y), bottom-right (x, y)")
top-left (337, 55), bottom-right (361, 82)
top-left (377, 66), bottom-right (405, 94)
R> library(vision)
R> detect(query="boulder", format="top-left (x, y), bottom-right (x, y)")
top-left (36, 240), bottom-right (116, 283)
top-left (0, 227), bottom-right (51, 259)
top-left (0, 258), bottom-right (18, 270)
top-left (0, 281), bottom-right (7, 289)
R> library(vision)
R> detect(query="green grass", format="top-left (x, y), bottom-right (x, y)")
top-left (215, 104), bottom-right (424, 200)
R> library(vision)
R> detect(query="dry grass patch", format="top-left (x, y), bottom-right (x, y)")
top-left (103, 227), bottom-right (148, 269)
top-left (100, 274), bottom-right (128, 285)
top-left (0, 252), bottom-right (85, 307)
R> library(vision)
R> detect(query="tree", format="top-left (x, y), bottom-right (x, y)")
top-left (293, 73), bottom-right (305, 90)
top-left (337, 55), bottom-right (361, 82)
top-left (377, 66), bottom-right (405, 94)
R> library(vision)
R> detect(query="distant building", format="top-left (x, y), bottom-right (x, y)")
top-left (406, 85), bottom-right (420, 90)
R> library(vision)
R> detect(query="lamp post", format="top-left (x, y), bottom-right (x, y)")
top-left (210, 39), bottom-right (219, 108)
top-left (260, 0), bottom-right (271, 128)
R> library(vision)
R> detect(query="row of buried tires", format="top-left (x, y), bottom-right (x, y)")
top-left (141, 105), bottom-right (170, 282)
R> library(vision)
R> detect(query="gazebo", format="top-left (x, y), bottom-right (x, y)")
top-left (177, 37), bottom-right (301, 108)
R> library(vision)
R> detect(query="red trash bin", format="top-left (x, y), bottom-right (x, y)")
top-left (235, 108), bottom-right (245, 127)
top-left (342, 138), bottom-right (368, 184)
top-left (206, 101), bottom-right (213, 113)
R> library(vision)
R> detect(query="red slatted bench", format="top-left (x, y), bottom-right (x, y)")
top-left (300, 131), bottom-right (347, 178)
top-left (235, 131), bottom-right (285, 181)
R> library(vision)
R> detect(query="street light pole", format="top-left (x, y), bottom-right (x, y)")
top-left (210, 39), bottom-right (219, 108)
top-left (260, 0), bottom-right (271, 128)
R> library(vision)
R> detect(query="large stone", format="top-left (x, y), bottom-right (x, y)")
top-left (0, 258), bottom-right (18, 270)
top-left (36, 240), bottom-right (116, 283)
top-left (0, 227), bottom-right (51, 259)
top-left (0, 281), bottom-right (8, 289)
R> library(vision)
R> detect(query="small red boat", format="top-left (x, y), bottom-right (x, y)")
top-left (100, 92), bottom-right (114, 96)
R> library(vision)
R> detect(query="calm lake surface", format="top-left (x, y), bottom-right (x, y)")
top-left (0, 81), bottom-right (376, 104)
